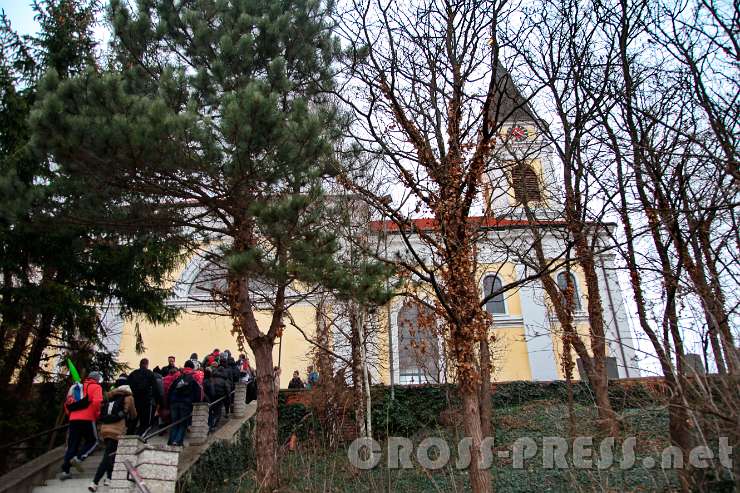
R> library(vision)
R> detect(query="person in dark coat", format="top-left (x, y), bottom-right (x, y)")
top-left (288, 371), bottom-right (304, 389)
top-left (227, 356), bottom-right (241, 383)
top-left (213, 361), bottom-right (233, 417)
top-left (126, 358), bottom-right (162, 436)
top-left (167, 360), bottom-right (201, 446)
top-left (204, 367), bottom-right (230, 432)
top-left (158, 356), bottom-right (177, 377)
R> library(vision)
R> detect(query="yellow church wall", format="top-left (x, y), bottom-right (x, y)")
top-left (376, 314), bottom-right (392, 385)
top-left (478, 263), bottom-right (531, 380)
top-left (113, 257), bottom-right (593, 388)
top-left (543, 265), bottom-right (595, 380)
top-left (549, 320), bottom-right (592, 380)
top-left (117, 304), bottom-right (318, 389)
top-left (371, 260), bottom-right (533, 384)
top-left (491, 326), bottom-right (531, 381)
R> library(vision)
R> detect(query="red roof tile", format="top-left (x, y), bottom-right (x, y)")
top-left (368, 216), bottom-right (566, 232)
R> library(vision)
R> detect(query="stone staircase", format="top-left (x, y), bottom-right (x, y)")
top-left (30, 433), bottom-right (169, 493)
top-left (5, 383), bottom-right (256, 493)
top-left (32, 459), bottom-right (99, 492)
top-left (31, 451), bottom-right (107, 492)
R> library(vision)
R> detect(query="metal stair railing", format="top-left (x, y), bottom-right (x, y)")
top-left (123, 459), bottom-right (152, 493)
top-left (0, 424), bottom-right (69, 452)
top-left (141, 389), bottom-right (236, 443)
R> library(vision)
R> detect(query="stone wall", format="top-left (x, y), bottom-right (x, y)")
top-left (109, 437), bottom-right (180, 493)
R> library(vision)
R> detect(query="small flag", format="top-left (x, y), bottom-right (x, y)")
top-left (66, 358), bottom-right (81, 383)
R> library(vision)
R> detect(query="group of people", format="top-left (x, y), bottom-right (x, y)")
top-left (59, 349), bottom-right (256, 492)
top-left (126, 350), bottom-right (256, 439)
top-left (287, 365), bottom-right (320, 389)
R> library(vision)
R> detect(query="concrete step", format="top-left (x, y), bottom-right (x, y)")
top-left (32, 477), bottom-right (110, 492)
top-left (30, 451), bottom-right (103, 492)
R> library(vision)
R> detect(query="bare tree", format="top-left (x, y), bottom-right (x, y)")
top-left (335, 1), bottom-right (571, 489)
top-left (495, 0), bottom-right (624, 435)
top-left (499, 0), bottom-right (739, 488)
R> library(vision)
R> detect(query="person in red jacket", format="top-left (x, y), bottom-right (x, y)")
top-left (160, 367), bottom-right (181, 425)
top-left (59, 371), bottom-right (104, 480)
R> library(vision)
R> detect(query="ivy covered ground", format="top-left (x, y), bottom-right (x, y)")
top-left (180, 383), bottom-right (732, 492)
top-left (269, 402), bottom-right (677, 492)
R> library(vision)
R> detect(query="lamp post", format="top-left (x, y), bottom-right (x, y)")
top-left (380, 194), bottom-right (395, 400)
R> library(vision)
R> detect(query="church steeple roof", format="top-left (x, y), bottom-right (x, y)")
top-left (489, 62), bottom-right (535, 126)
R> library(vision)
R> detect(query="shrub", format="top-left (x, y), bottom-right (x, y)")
top-left (178, 420), bottom-right (255, 493)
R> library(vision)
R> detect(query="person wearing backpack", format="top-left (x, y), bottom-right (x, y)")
top-left (87, 384), bottom-right (136, 492)
top-left (127, 358), bottom-right (162, 436)
top-left (167, 360), bottom-right (202, 446)
top-left (160, 367), bottom-right (180, 427)
top-left (59, 371), bottom-right (104, 480)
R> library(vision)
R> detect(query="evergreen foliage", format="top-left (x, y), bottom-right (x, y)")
top-left (0, 0), bottom-right (180, 400)
top-left (30, 0), bottom-right (382, 305)
top-left (30, 0), bottom-right (388, 486)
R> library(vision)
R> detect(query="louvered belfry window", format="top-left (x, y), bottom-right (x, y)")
top-left (512, 163), bottom-right (542, 203)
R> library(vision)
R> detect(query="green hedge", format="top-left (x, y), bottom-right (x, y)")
top-left (367, 380), bottom-right (660, 438)
top-left (178, 419), bottom-right (256, 493)
top-left (371, 385), bottom-right (458, 438)
top-left (275, 380), bottom-right (663, 443)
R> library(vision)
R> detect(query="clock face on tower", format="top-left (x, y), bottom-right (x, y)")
top-left (509, 126), bottom-right (529, 141)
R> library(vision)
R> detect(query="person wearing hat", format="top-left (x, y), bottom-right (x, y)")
top-left (88, 383), bottom-right (137, 491)
top-left (114, 373), bottom-right (128, 388)
top-left (59, 370), bottom-right (104, 480)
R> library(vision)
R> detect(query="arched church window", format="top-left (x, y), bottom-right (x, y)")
top-left (482, 275), bottom-right (506, 315)
top-left (397, 302), bottom-right (440, 384)
top-left (186, 259), bottom-right (275, 304)
top-left (188, 260), bottom-right (228, 298)
top-left (512, 163), bottom-right (542, 203)
top-left (556, 271), bottom-right (582, 311)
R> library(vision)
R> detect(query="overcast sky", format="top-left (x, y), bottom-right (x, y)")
top-left (2, 1), bottom-right (109, 42)
top-left (2, 1), bottom-right (38, 36)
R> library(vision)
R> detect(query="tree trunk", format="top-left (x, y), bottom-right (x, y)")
top-left (667, 376), bottom-right (693, 493)
top-left (0, 266), bottom-right (13, 357)
top-left (315, 296), bottom-right (333, 382)
top-left (250, 339), bottom-right (279, 491)
top-left (569, 233), bottom-right (619, 436)
top-left (462, 387), bottom-right (492, 493)
top-left (350, 305), bottom-right (367, 437)
top-left (561, 332), bottom-right (576, 437)
top-left (706, 322), bottom-right (727, 374)
top-left (15, 312), bottom-right (54, 400)
top-left (231, 253), bottom-right (282, 492)
top-left (0, 310), bottom-right (35, 391)
top-left (521, 189), bottom-right (620, 436)
top-left (358, 309), bottom-right (373, 438)
top-left (590, 364), bottom-right (619, 436)
top-left (478, 337), bottom-right (492, 437)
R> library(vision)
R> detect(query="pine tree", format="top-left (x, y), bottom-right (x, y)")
top-left (0, 0), bottom-right (180, 402)
top-left (32, 0), bottom-right (356, 487)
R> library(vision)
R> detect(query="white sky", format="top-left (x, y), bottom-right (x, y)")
top-left (2, 1), bottom-right (38, 36)
top-left (1, 0), bottom-right (109, 41)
